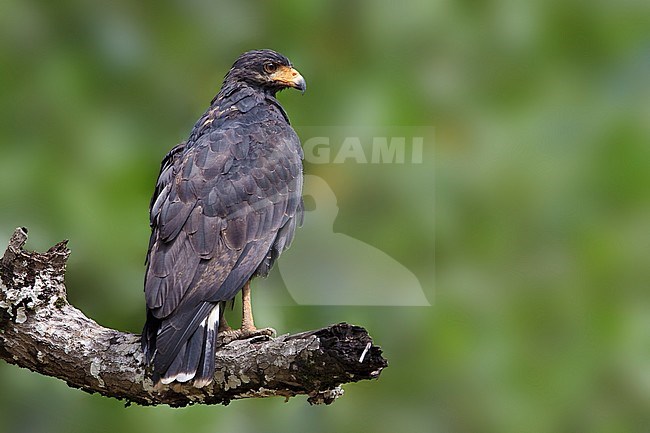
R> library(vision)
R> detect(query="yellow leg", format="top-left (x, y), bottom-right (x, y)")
top-left (241, 281), bottom-right (256, 331)
top-left (218, 280), bottom-right (276, 345)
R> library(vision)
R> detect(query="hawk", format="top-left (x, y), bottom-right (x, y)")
top-left (142, 50), bottom-right (306, 387)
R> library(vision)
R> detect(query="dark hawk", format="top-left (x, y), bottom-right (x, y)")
top-left (142, 50), bottom-right (306, 387)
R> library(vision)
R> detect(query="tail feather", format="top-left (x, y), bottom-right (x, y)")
top-left (160, 340), bottom-right (189, 384)
top-left (181, 321), bottom-right (205, 380)
top-left (193, 305), bottom-right (220, 388)
top-left (142, 311), bottom-right (159, 366)
top-left (160, 322), bottom-right (205, 384)
top-left (144, 303), bottom-right (220, 387)
top-left (152, 301), bottom-right (212, 374)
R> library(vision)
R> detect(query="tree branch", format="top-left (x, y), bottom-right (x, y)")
top-left (0, 227), bottom-right (387, 407)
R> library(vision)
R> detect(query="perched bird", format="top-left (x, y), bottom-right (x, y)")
top-left (142, 50), bottom-right (306, 387)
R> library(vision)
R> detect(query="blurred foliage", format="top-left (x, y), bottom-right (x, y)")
top-left (1, 0), bottom-right (649, 432)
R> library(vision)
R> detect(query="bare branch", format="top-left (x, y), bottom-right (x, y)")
top-left (0, 227), bottom-right (387, 407)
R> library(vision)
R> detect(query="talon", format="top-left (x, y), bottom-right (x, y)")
top-left (257, 327), bottom-right (276, 338)
top-left (218, 329), bottom-right (242, 346)
top-left (219, 326), bottom-right (276, 345)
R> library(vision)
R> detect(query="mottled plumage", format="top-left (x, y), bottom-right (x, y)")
top-left (142, 50), bottom-right (305, 386)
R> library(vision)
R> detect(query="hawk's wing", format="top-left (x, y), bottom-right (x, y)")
top-left (144, 123), bottom-right (303, 372)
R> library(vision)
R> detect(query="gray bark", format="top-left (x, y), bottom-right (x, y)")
top-left (0, 227), bottom-right (387, 407)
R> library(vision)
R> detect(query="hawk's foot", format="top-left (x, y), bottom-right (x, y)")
top-left (218, 326), bottom-right (276, 346)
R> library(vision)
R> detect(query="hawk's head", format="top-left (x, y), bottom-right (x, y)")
top-left (225, 49), bottom-right (306, 95)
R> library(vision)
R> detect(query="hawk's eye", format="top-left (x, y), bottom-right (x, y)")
top-left (263, 62), bottom-right (279, 74)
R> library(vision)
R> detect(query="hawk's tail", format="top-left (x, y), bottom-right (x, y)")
top-left (143, 303), bottom-right (220, 388)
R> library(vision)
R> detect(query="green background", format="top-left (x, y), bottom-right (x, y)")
top-left (1, 1), bottom-right (649, 432)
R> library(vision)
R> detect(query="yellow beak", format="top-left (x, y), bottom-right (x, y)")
top-left (271, 66), bottom-right (306, 93)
